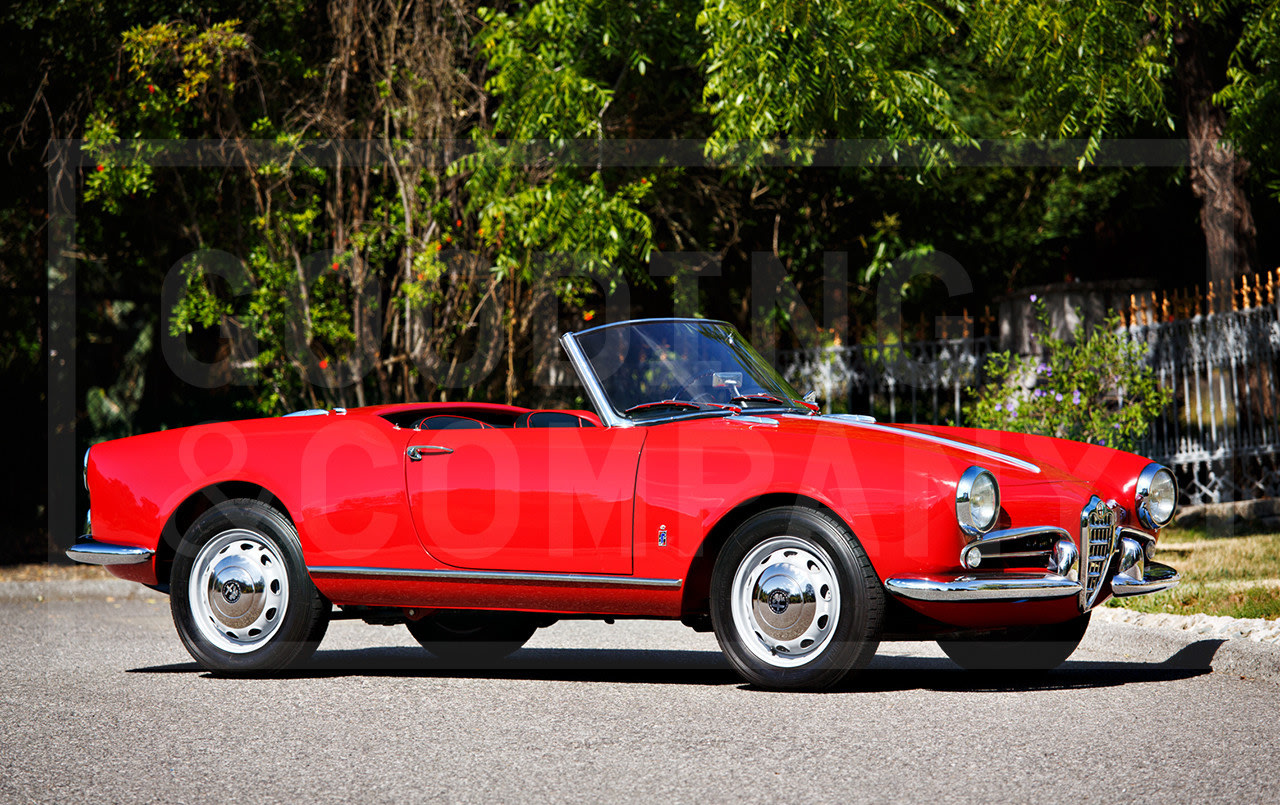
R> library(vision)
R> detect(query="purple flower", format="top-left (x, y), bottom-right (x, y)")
top-left (1034, 389), bottom-right (1045, 398)
top-left (1054, 392), bottom-right (1063, 402)
top-left (1029, 294), bottom-right (1038, 302)
top-left (1072, 390), bottom-right (1081, 405)
top-left (994, 403), bottom-right (1003, 411)
top-left (1036, 362), bottom-right (1048, 374)
top-left (1113, 423), bottom-right (1121, 429)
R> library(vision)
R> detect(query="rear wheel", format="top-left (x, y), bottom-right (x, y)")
top-left (171, 499), bottom-right (330, 673)
top-left (937, 612), bottom-right (1092, 671)
top-left (710, 506), bottom-right (885, 690)
top-left (406, 611), bottom-right (538, 664)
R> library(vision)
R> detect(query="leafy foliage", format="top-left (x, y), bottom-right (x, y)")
top-left (5, 0), bottom-right (1280, 558)
top-left (698, 0), bottom-right (970, 162)
top-left (1217, 0), bottom-right (1280, 199)
top-left (968, 0), bottom-right (1177, 164)
top-left (966, 299), bottom-right (1172, 451)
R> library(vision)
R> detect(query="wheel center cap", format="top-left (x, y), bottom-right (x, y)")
top-left (752, 564), bottom-right (818, 640)
top-left (208, 558), bottom-right (263, 628)
top-left (768, 589), bottom-right (790, 614)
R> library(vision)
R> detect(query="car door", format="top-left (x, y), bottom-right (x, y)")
top-left (405, 425), bottom-right (647, 574)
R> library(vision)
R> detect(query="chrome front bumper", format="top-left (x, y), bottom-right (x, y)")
top-left (885, 572), bottom-right (1081, 602)
top-left (885, 521), bottom-right (1180, 606)
top-left (885, 561), bottom-right (1180, 604)
top-left (1109, 561), bottom-right (1180, 597)
top-left (66, 536), bottom-right (155, 566)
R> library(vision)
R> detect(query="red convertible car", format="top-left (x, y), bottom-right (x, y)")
top-left (69, 318), bottom-right (1180, 689)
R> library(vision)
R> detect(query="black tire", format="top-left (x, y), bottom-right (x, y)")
top-left (937, 612), bottom-right (1092, 671)
top-left (710, 506), bottom-right (885, 690)
top-left (406, 610), bottom-right (538, 664)
top-left (171, 498), bottom-right (330, 673)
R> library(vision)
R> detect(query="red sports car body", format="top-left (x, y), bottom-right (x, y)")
top-left (70, 318), bottom-right (1180, 689)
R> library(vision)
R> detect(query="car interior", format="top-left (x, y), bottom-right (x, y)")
top-left (381, 407), bottom-right (602, 430)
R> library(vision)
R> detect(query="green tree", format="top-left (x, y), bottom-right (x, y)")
top-left (458, 0), bottom-right (705, 400)
top-left (969, 0), bottom-right (1277, 304)
top-left (697, 0), bottom-right (970, 160)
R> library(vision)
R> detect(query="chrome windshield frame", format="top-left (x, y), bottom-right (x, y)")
top-left (560, 329), bottom-right (633, 428)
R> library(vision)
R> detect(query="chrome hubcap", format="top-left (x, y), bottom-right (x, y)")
top-left (189, 529), bottom-right (289, 654)
top-left (731, 537), bottom-right (840, 667)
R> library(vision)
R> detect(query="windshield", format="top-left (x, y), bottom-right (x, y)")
top-left (570, 319), bottom-right (805, 421)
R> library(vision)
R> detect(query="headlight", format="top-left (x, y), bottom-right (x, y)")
top-left (956, 466), bottom-right (1000, 538)
top-left (1136, 463), bottom-right (1177, 529)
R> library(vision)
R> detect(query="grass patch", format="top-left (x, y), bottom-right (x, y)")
top-left (1108, 525), bottom-right (1280, 619)
top-left (1111, 582), bottom-right (1280, 620)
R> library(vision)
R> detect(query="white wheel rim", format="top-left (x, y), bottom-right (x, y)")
top-left (189, 529), bottom-right (290, 654)
top-left (730, 536), bottom-right (841, 668)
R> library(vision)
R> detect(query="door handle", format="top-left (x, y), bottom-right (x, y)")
top-left (407, 445), bottom-right (453, 461)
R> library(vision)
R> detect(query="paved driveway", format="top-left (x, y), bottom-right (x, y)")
top-left (4, 597), bottom-right (1277, 803)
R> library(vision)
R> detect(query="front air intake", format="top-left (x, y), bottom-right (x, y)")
top-left (1080, 497), bottom-right (1118, 610)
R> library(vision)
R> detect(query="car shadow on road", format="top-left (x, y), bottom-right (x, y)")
top-left (129, 639), bottom-right (1221, 692)
top-left (845, 654), bottom-right (1213, 694)
top-left (131, 646), bottom-right (739, 685)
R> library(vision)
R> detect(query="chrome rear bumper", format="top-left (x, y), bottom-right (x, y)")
top-left (66, 536), bottom-right (154, 566)
top-left (885, 561), bottom-right (1180, 604)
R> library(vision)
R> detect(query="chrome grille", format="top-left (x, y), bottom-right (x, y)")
top-left (1080, 497), bottom-right (1118, 609)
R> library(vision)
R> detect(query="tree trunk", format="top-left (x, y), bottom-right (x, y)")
top-left (1175, 20), bottom-right (1258, 311)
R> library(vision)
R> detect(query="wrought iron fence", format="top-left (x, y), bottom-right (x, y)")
top-left (780, 272), bottom-right (1280, 505)
top-left (1128, 304), bottom-right (1280, 505)
top-left (780, 336), bottom-right (997, 428)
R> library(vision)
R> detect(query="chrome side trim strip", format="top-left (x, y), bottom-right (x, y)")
top-left (885, 572), bottom-right (1082, 602)
top-left (820, 417), bottom-right (1042, 474)
top-left (308, 566), bottom-right (683, 589)
top-left (1110, 561), bottom-right (1180, 597)
top-left (66, 537), bottom-right (155, 566)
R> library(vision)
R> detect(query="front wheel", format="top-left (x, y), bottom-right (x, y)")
top-left (171, 499), bottom-right (330, 673)
top-left (710, 506), bottom-right (885, 690)
top-left (937, 612), bottom-right (1092, 671)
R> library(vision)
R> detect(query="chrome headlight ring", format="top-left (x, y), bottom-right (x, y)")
top-left (1135, 463), bottom-right (1177, 529)
top-left (956, 466), bottom-right (1000, 539)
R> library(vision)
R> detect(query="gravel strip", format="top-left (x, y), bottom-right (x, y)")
top-left (1096, 606), bottom-right (1280, 644)
top-left (0, 578), bottom-right (157, 603)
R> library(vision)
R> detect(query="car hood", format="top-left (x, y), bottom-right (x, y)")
top-left (761, 413), bottom-right (1143, 494)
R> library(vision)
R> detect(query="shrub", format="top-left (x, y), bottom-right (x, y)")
top-left (966, 297), bottom-right (1171, 452)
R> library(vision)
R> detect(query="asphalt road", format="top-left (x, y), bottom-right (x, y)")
top-left (4, 596), bottom-right (1278, 804)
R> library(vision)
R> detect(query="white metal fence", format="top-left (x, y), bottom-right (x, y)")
top-left (1129, 303), bottom-right (1280, 504)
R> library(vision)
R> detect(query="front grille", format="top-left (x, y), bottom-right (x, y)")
top-left (1080, 497), bottom-right (1118, 609)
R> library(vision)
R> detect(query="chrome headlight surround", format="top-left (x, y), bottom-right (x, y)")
top-left (956, 466), bottom-right (1000, 538)
top-left (1135, 463), bottom-right (1177, 529)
